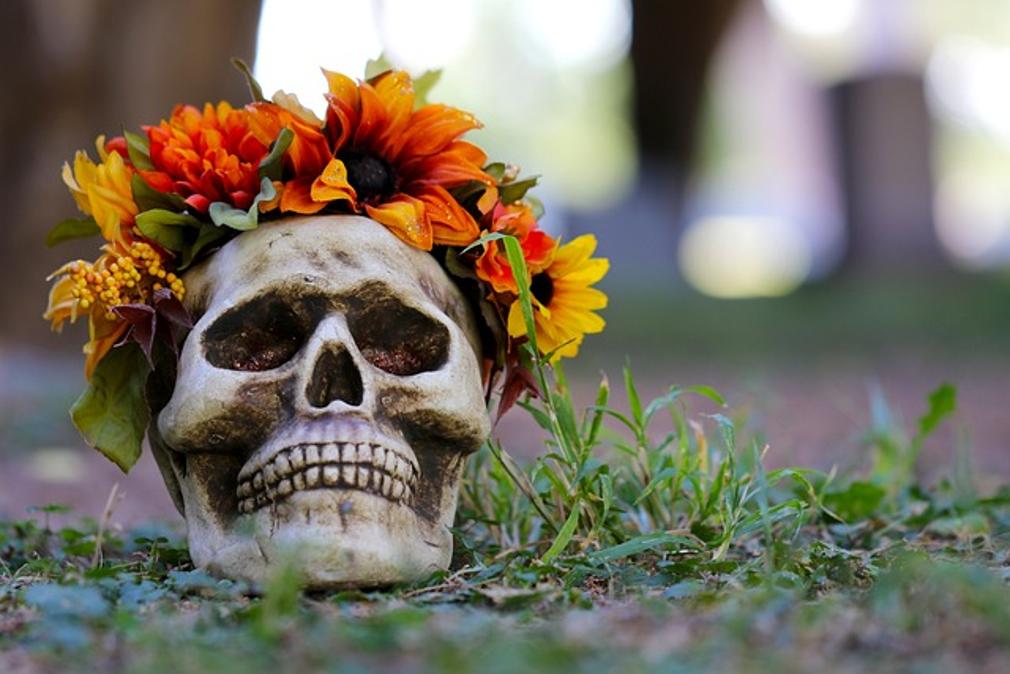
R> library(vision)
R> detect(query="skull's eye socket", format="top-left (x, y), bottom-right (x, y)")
top-left (347, 286), bottom-right (450, 376)
top-left (203, 294), bottom-right (310, 371)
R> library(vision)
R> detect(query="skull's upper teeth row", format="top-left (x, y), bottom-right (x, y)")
top-left (236, 442), bottom-right (419, 513)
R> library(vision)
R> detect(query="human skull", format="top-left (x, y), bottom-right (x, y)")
top-left (148, 215), bottom-right (490, 588)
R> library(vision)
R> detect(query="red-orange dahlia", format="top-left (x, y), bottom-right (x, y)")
top-left (281, 70), bottom-right (493, 250)
top-left (475, 201), bottom-right (557, 294)
top-left (142, 102), bottom-right (271, 213)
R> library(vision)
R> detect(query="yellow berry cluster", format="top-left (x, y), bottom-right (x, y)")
top-left (66, 242), bottom-right (185, 320)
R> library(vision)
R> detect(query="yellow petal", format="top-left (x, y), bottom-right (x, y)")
top-left (552, 286), bottom-right (609, 311)
top-left (559, 257), bottom-right (610, 286)
top-left (549, 235), bottom-right (598, 277)
top-left (507, 301), bottom-right (527, 338)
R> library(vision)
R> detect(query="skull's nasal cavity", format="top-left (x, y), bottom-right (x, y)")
top-left (306, 347), bottom-right (364, 408)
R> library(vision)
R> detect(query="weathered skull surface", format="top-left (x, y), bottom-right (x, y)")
top-left (149, 215), bottom-right (490, 587)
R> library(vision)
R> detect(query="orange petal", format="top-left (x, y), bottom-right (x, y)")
top-left (475, 241), bottom-right (517, 294)
top-left (280, 176), bottom-right (328, 214)
top-left (402, 142), bottom-right (492, 188)
top-left (417, 186), bottom-right (480, 247)
top-left (365, 194), bottom-right (432, 250)
top-left (259, 180), bottom-right (283, 213)
top-left (323, 69), bottom-right (359, 109)
top-left (246, 102), bottom-right (331, 177)
top-left (372, 71), bottom-right (414, 155)
top-left (310, 158), bottom-right (357, 204)
top-left (84, 321), bottom-right (128, 380)
top-left (323, 69), bottom-right (360, 152)
top-left (398, 104), bottom-right (482, 160)
top-left (477, 185), bottom-right (499, 214)
top-left (449, 140), bottom-right (489, 167)
top-left (354, 81), bottom-right (389, 152)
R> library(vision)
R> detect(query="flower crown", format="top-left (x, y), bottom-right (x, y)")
top-left (44, 61), bottom-right (608, 471)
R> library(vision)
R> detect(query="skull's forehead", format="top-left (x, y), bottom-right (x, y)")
top-left (186, 216), bottom-right (468, 324)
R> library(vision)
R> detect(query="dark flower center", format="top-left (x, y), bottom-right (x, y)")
top-left (530, 272), bottom-right (554, 306)
top-left (343, 151), bottom-right (396, 201)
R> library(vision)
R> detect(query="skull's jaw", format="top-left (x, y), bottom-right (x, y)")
top-left (187, 488), bottom-right (455, 588)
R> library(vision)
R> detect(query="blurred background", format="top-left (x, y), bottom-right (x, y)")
top-left (1, 0), bottom-right (1008, 522)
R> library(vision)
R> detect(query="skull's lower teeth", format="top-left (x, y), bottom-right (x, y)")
top-left (236, 442), bottom-right (418, 514)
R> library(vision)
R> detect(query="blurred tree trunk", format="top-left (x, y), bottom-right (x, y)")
top-left (829, 75), bottom-right (942, 274)
top-left (630, 0), bottom-right (741, 176)
top-left (0, 0), bottom-right (261, 346)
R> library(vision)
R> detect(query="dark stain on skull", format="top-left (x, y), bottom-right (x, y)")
top-left (331, 248), bottom-right (359, 269)
top-left (289, 236), bottom-right (360, 275)
top-left (386, 398), bottom-right (488, 454)
top-left (187, 453), bottom-right (246, 525)
top-left (410, 445), bottom-right (466, 523)
top-left (171, 379), bottom-right (292, 458)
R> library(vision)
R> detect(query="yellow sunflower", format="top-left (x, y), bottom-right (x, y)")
top-left (507, 234), bottom-right (608, 360)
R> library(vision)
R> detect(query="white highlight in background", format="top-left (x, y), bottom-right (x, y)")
top-left (679, 216), bottom-right (812, 299)
top-left (254, 0), bottom-right (382, 116)
top-left (517, 0), bottom-right (631, 69)
top-left (764, 0), bottom-right (862, 37)
top-left (926, 36), bottom-right (1010, 141)
top-left (377, 0), bottom-right (475, 73)
top-left (934, 170), bottom-right (1010, 267)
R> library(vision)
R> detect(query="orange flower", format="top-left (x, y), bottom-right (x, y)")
top-left (282, 69), bottom-right (493, 250)
top-left (143, 102), bottom-right (270, 213)
top-left (246, 99), bottom-right (331, 178)
top-left (45, 240), bottom-right (185, 378)
top-left (475, 202), bottom-right (557, 294)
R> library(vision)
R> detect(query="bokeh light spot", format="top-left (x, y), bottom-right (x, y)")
top-left (679, 216), bottom-right (812, 299)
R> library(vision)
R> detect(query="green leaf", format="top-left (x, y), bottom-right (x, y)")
top-left (46, 216), bottom-right (99, 247)
top-left (123, 129), bottom-right (154, 171)
top-left (231, 58), bottom-right (266, 102)
top-left (131, 174), bottom-right (186, 212)
top-left (525, 194), bottom-right (545, 219)
top-left (917, 383), bottom-right (957, 440)
top-left (178, 223), bottom-right (231, 270)
top-left (135, 209), bottom-right (202, 252)
top-left (258, 127), bottom-right (294, 181)
top-left (541, 502), bottom-right (580, 563)
top-left (413, 69), bottom-right (442, 107)
top-left (208, 177), bottom-right (276, 231)
top-left (583, 374), bottom-right (610, 447)
top-left (500, 176), bottom-right (539, 205)
top-left (501, 235), bottom-right (539, 355)
top-left (461, 231), bottom-right (509, 255)
top-left (708, 413), bottom-right (736, 453)
top-left (643, 384), bottom-right (726, 426)
top-left (633, 467), bottom-right (679, 506)
top-left (823, 481), bottom-right (886, 522)
top-left (483, 162), bottom-right (507, 182)
top-left (623, 365), bottom-right (643, 429)
top-left (70, 344), bottom-right (150, 472)
top-left (443, 248), bottom-right (478, 280)
top-left (589, 533), bottom-right (699, 563)
top-left (365, 54), bottom-right (394, 80)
